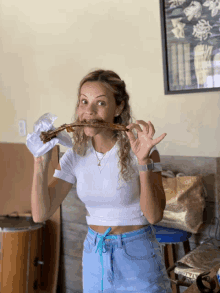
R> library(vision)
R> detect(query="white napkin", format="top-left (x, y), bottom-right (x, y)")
top-left (26, 113), bottom-right (73, 158)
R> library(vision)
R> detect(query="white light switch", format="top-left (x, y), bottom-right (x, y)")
top-left (19, 120), bottom-right (26, 136)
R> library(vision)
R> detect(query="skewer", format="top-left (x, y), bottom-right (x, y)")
top-left (40, 120), bottom-right (129, 144)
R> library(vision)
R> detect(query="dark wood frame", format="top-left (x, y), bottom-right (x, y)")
top-left (159, 0), bottom-right (220, 95)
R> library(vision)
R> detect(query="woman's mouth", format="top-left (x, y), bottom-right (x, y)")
top-left (82, 119), bottom-right (104, 124)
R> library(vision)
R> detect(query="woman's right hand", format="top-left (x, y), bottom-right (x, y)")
top-left (34, 148), bottom-right (53, 166)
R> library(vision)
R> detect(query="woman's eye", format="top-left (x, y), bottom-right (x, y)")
top-left (81, 100), bottom-right (106, 106)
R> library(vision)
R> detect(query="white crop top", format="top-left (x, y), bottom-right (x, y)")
top-left (53, 138), bottom-right (158, 226)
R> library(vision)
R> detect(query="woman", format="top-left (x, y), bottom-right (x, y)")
top-left (54, 69), bottom-right (172, 292)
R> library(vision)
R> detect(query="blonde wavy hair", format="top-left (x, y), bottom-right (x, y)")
top-left (71, 69), bottom-right (137, 184)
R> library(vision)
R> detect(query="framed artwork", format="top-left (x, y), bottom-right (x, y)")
top-left (160, 0), bottom-right (220, 94)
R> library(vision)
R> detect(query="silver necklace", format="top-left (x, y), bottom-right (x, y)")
top-left (94, 150), bottom-right (107, 166)
top-left (93, 133), bottom-right (117, 166)
top-left (92, 114), bottom-right (119, 167)
top-left (94, 144), bottom-right (116, 175)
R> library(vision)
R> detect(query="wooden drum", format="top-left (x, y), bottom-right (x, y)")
top-left (0, 215), bottom-right (46, 292)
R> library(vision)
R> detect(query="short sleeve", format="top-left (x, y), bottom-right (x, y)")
top-left (53, 149), bottom-right (76, 185)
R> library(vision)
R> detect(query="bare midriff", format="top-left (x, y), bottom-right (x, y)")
top-left (89, 224), bottom-right (149, 235)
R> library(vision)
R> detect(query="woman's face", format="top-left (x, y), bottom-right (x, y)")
top-left (77, 81), bottom-right (122, 137)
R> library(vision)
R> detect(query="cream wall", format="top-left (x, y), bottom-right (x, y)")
top-left (0, 0), bottom-right (220, 156)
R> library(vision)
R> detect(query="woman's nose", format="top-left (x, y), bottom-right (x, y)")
top-left (85, 104), bottom-right (97, 114)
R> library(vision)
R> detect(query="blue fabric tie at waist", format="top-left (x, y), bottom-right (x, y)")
top-left (95, 227), bottom-right (112, 292)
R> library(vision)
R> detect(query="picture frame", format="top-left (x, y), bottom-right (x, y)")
top-left (159, 0), bottom-right (220, 95)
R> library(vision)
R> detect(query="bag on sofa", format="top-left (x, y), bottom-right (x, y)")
top-left (157, 175), bottom-right (207, 234)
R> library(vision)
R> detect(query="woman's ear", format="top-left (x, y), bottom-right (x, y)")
top-left (117, 100), bottom-right (125, 115)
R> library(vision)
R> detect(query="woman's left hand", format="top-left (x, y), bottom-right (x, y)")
top-left (125, 120), bottom-right (167, 163)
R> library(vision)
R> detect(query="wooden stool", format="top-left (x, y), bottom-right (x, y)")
top-left (152, 225), bottom-right (192, 293)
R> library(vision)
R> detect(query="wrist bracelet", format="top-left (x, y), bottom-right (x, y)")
top-left (138, 159), bottom-right (162, 172)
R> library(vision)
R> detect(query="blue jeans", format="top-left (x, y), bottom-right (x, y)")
top-left (82, 225), bottom-right (172, 293)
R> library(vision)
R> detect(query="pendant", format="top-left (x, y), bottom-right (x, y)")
top-left (98, 162), bottom-right (101, 166)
